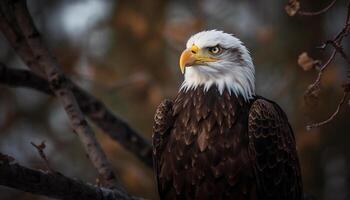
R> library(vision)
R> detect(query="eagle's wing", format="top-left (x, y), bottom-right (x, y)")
top-left (248, 98), bottom-right (303, 200)
top-left (152, 99), bottom-right (174, 197)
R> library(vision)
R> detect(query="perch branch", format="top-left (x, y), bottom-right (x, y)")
top-left (0, 64), bottom-right (153, 167)
top-left (0, 153), bottom-right (141, 200)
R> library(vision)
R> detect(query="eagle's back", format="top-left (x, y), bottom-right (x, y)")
top-left (154, 86), bottom-right (256, 200)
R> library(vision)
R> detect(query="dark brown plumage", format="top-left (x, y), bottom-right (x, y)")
top-left (152, 86), bottom-right (303, 200)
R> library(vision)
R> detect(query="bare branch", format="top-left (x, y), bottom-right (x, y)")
top-left (0, 0), bottom-right (120, 188)
top-left (0, 63), bottom-right (52, 94)
top-left (0, 64), bottom-right (153, 167)
top-left (0, 154), bottom-right (142, 200)
top-left (290, 0), bottom-right (350, 129)
top-left (306, 92), bottom-right (349, 130)
top-left (0, 0), bottom-right (153, 198)
top-left (304, 50), bottom-right (337, 97)
top-left (328, 39), bottom-right (350, 65)
top-left (0, 1), bottom-right (45, 78)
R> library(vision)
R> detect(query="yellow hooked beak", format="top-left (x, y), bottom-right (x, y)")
top-left (179, 45), bottom-right (218, 74)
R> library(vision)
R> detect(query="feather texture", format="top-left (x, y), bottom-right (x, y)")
top-left (154, 86), bottom-right (253, 199)
top-left (152, 87), bottom-right (303, 200)
top-left (248, 98), bottom-right (303, 200)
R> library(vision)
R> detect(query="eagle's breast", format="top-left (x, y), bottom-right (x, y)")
top-left (158, 86), bottom-right (257, 199)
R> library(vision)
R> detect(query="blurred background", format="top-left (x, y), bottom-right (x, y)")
top-left (0, 0), bottom-right (350, 199)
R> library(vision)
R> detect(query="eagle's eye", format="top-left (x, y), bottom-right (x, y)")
top-left (208, 46), bottom-right (221, 55)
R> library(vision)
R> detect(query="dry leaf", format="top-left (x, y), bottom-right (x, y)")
top-left (298, 52), bottom-right (315, 71)
top-left (285, 0), bottom-right (300, 16)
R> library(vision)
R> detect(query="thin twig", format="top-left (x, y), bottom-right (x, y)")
top-left (304, 50), bottom-right (337, 96)
top-left (298, 0), bottom-right (337, 16)
top-left (306, 92), bottom-right (349, 130)
top-left (328, 41), bottom-right (350, 64)
top-left (30, 141), bottom-right (53, 172)
top-left (297, 0), bottom-right (350, 130)
top-left (346, 0), bottom-right (350, 22)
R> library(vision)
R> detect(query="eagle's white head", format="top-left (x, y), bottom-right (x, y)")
top-left (179, 30), bottom-right (255, 101)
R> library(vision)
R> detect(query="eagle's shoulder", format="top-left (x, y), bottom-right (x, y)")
top-left (152, 99), bottom-right (174, 198)
top-left (249, 97), bottom-right (286, 122)
top-left (248, 97), bottom-right (295, 146)
top-left (152, 99), bottom-right (174, 157)
top-left (247, 97), bottom-right (303, 200)
top-left (153, 99), bottom-right (173, 136)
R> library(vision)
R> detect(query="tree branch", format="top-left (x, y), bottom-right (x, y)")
top-left (0, 154), bottom-right (141, 200)
top-left (0, 0), bottom-right (154, 198)
top-left (0, 0), bottom-right (120, 188)
top-left (0, 64), bottom-right (153, 167)
top-left (304, 50), bottom-right (337, 97)
top-left (0, 63), bottom-right (52, 94)
top-left (290, 0), bottom-right (350, 129)
top-left (306, 91), bottom-right (349, 130)
top-left (0, 1), bottom-right (45, 78)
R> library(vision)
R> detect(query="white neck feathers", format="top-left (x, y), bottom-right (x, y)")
top-left (180, 63), bottom-right (255, 101)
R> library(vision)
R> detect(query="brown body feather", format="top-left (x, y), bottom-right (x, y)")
top-left (153, 86), bottom-right (303, 200)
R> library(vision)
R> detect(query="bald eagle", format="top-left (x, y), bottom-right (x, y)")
top-left (152, 30), bottom-right (303, 200)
